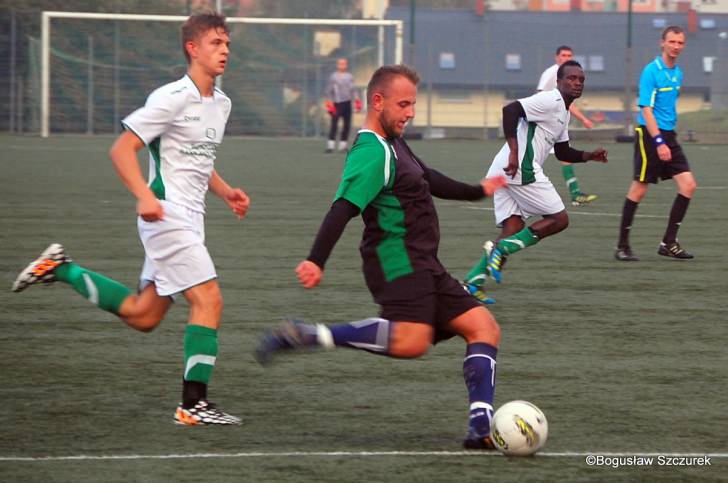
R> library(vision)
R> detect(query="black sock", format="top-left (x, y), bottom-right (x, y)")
top-left (182, 380), bottom-right (207, 408)
top-left (618, 198), bottom-right (639, 248)
top-left (663, 194), bottom-right (691, 244)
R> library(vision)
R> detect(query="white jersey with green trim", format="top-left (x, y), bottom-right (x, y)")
top-left (486, 89), bottom-right (570, 186)
top-left (537, 64), bottom-right (559, 92)
top-left (122, 74), bottom-right (231, 213)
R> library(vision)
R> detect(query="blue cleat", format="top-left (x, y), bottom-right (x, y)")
top-left (487, 247), bottom-right (507, 284)
top-left (462, 282), bottom-right (495, 305)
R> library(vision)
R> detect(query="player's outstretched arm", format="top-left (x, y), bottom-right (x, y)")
top-left (554, 142), bottom-right (607, 164)
top-left (424, 167), bottom-right (500, 201)
top-left (110, 130), bottom-right (164, 222)
top-left (585, 148), bottom-right (608, 163)
top-left (209, 170), bottom-right (250, 220)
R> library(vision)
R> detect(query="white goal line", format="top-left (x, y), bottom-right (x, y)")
top-left (2, 451), bottom-right (727, 462)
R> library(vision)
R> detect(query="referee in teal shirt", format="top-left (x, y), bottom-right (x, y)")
top-left (615, 25), bottom-right (697, 261)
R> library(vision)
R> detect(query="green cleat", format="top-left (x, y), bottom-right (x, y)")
top-left (571, 192), bottom-right (598, 206)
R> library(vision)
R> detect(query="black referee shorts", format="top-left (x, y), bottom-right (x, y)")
top-left (633, 126), bottom-right (691, 184)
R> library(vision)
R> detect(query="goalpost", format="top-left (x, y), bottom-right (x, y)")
top-left (40, 11), bottom-right (404, 137)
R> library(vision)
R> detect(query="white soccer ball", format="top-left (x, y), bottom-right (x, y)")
top-left (490, 400), bottom-right (548, 456)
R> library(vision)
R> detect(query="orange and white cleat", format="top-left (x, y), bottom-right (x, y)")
top-left (12, 243), bottom-right (70, 292)
top-left (174, 400), bottom-right (241, 426)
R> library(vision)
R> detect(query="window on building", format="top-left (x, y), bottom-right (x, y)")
top-left (700, 18), bottom-right (716, 29)
top-left (589, 55), bottom-right (605, 72)
top-left (703, 56), bottom-right (715, 73)
top-left (505, 54), bottom-right (521, 71)
top-left (439, 52), bottom-right (456, 70)
top-left (652, 18), bottom-right (666, 28)
top-left (574, 55), bottom-right (587, 69)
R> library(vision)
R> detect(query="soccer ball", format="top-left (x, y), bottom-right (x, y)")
top-left (490, 400), bottom-right (548, 456)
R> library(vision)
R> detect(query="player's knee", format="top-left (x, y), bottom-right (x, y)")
top-left (464, 313), bottom-right (501, 346)
top-left (186, 283), bottom-right (223, 317)
top-left (627, 182), bottom-right (647, 202)
top-left (389, 338), bottom-right (431, 358)
top-left (681, 179), bottom-right (697, 197)
top-left (547, 212), bottom-right (569, 234)
top-left (388, 324), bottom-right (433, 358)
top-left (123, 313), bottom-right (163, 333)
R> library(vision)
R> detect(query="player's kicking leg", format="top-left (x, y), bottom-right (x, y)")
top-left (255, 316), bottom-right (437, 365)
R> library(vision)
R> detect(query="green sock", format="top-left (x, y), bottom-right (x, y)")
top-left (184, 325), bottom-right (218, 385)
top-left (561, 164), bottom-right (580, 198)
top-left (54, 262), bottom-right (132, 315)
top-left (464, 251), bottom-right (490, 285)
top-left (496, 227), bottom-right (540, 255)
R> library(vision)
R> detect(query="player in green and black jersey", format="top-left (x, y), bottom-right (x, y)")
top-left (256, 65), bottom-right (508, 449)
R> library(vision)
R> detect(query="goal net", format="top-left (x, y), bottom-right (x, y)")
top-left (39, 12), bottom-right (403, 137)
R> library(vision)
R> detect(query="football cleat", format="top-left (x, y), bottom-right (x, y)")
top-left (614, 246), bottom-right (640, 262)
top-left (486, 246), bottom-right (507, 284)
top-left (12, 243), bottom-right (70, 292)
top-left (254, 318), bottom-right (318, 366)
top-left (463, 431), bottom-right (497, 450)
top-left (571, 192), bottom-right (598, 206)
top-left (658, 241), bottom-right (694, 259)
top-left (174, 400), bottom-right (241, 426)
top-left (462, 282), bottom-right (495, 305)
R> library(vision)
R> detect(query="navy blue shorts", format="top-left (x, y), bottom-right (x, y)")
top-left (633, 127), bottom-right (691, 184)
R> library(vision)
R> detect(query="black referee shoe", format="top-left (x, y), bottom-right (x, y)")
top-left (658, 241), bottom-right (694, 259)
top-left (615, 246), bottom-right (640, 262)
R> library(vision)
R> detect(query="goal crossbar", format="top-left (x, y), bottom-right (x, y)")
top-left (40, 10), bottom-right (404, 137)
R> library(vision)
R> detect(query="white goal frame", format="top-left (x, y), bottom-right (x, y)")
top-left (40, 11), bottom-right (404, 137)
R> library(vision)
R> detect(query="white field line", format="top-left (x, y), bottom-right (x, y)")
top-left (1, 451), bottom-right (727, 462)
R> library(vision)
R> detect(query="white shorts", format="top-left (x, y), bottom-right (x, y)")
top-left (137, 200), bottom-right (216, 297)
top-left (493, 180), bottom-right (565, 226)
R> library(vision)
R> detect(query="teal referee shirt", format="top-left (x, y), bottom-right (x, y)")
top-left (636, 56), bottom-right (683, 131)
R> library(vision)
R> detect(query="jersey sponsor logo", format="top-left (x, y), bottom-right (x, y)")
top-left (182, 115), bottom-right (201, 122)
top-left (180, 142), bottom-right (218, 159)
top-left (206, 128), bottom-right (217, 140)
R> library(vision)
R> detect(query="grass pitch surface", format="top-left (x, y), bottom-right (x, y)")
top-left (1, 134), bottom-right (726, 482)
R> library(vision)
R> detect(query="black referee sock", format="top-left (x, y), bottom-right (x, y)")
top-left (617, 198), bottom-right (639, 248)
top-left (662, 194), bottom-right (691, 244)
